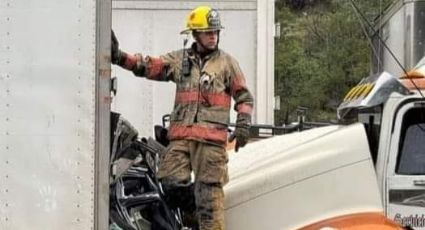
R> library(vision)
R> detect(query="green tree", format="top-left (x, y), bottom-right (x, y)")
top-left (274, 0), bottom-right (394, 125)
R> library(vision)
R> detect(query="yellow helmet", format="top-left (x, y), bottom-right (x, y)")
top-left (181, 6), bottom-right (224, 34)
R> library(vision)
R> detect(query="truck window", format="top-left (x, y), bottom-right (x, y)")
top-left (396, 107), bottom-right (425, 174)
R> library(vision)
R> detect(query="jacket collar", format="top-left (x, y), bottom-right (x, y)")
top-left (188, 42), bottom-right (220, 61)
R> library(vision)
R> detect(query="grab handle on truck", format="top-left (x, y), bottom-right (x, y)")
top-left (413, 180), bottom-right (425, 186)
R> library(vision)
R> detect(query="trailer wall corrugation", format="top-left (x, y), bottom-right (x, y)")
top-left (0, 0), bottom-right (111, 229)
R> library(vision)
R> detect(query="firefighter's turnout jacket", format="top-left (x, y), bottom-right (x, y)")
top-left (123, 43), bottom-right (254, 145)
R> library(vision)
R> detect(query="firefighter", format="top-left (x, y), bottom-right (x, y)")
top-left (111, 5), bottom-right (254, 230)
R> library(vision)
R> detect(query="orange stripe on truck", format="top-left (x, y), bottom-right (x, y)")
top-left (298, 212), bottom-right (403, 230)
top-left (400, 78), bottom-right (425, 90)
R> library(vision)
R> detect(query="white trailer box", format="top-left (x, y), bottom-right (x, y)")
top-left (0, 0), bottom-right (111, 229)
top-left (373, 0), bottom-right (425, 77)
top-left (112, 0), bottom-right (275, 137)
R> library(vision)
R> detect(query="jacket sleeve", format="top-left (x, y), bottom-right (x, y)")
top-left (229, 57), bottom-right (254, 115)
top-left (119, 50), bottom-right (181, 82)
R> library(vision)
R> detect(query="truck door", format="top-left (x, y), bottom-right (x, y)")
top-left (386, 101), bottom-right (425, 229)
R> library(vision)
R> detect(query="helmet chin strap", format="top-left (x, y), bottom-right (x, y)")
top-left (216, 31), bottom-right (220, 48)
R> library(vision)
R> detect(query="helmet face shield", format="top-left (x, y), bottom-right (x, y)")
top-left (181, 6), bottom-right (224, 34)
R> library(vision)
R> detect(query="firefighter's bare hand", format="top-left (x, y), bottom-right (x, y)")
top-left (234, 113), bottom-right (251, 152)
top-left (111, 30), bottom-right (121, 64)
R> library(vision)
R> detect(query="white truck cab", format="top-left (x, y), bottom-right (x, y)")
top-left (338, 59), bottom-right (425, 229)
top-left (222, 70), bottom-right (417, 229)
top-left (381, 90), bottom-right (425, 228)
top-left (222, 58), bottom-right (425, 230)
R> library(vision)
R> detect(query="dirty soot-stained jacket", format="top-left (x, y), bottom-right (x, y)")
top-left (127, 43), bottom-right (254, 145)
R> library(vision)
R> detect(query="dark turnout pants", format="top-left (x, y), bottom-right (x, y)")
top-left (157, 140), bottom-right (229, 230)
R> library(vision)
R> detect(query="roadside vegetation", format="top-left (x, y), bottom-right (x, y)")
top-left (274, 0), bottom-right (393, 124)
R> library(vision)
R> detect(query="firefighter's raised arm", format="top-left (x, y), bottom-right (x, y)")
top-left (111, 30), bottom-right (136, 70)
top-left (111, 30), bottom-right (176, 82)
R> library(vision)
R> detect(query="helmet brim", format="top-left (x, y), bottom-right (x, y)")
top-left (180, 26), bottom-right (224, 35)
top-left (180, 29), bottom-right (192, 35)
